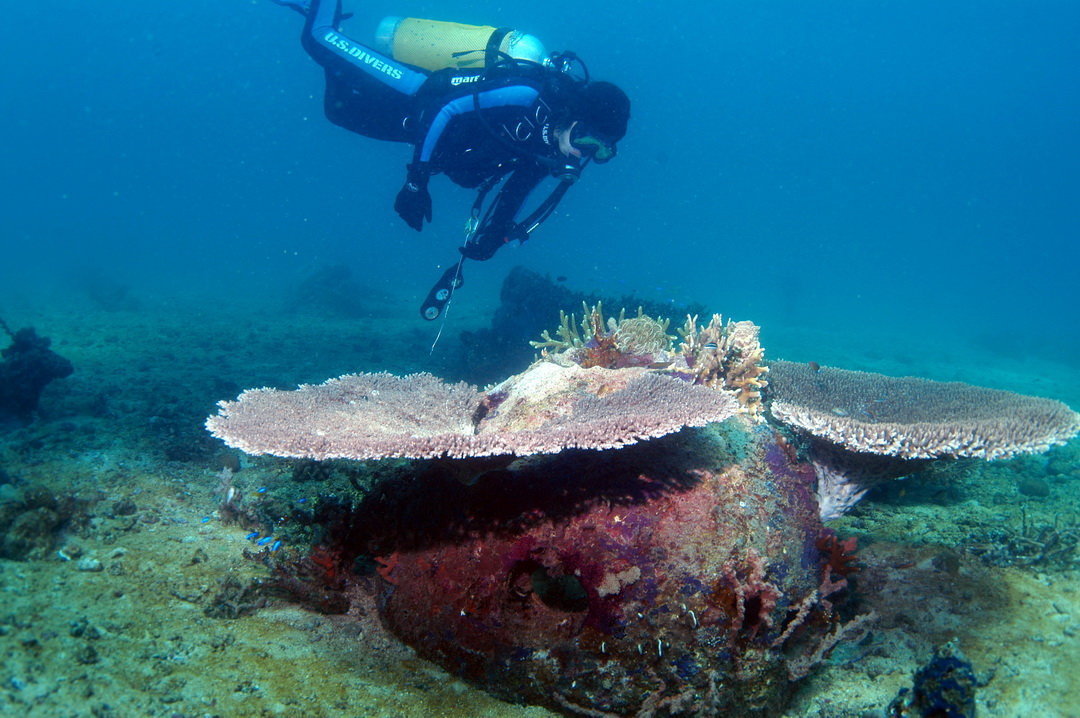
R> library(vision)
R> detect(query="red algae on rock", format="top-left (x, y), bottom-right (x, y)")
top-left (357, 422), bottom-right (847, 716)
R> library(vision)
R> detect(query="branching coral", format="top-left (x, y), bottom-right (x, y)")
top-left (529, 307), bottom-right (587, 355)
top-left (678, 314), bottom-right (769, 416)
top-left (530, 302), bottom-right (674, 369)
top-left (531, 306), bottom-right (769, 417)
top-left (964, 509), bottom-right (1079, 570)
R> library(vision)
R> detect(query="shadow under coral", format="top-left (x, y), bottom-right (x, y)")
top-left (305, 425), bottom-right (840, 716)
top-left (339, 430), bottom-right (708, 557)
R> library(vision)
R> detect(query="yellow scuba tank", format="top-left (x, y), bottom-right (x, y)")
top-left (373, 17), bottom-right (548, 72)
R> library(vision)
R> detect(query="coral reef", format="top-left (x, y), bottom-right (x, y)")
top-left (201, 304), bottom-right (1078, 716)
top-left (454, 267), bottom-right (706, 385)
top-left (531, 305), bottom-right (769, 417)
top-left (207, 361), bottom-right (739, 461)
top-left (766, 360), bottom-right (1080, 460)
top-left (353, 424), bottom-right (853, 715)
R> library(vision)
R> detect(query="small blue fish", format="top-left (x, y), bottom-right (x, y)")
top-left (270, 540), bottom-right (283, 552)
top-left (256, 535), bottom-right (275, 546)
top-left (245, 531), bottom-right (260, 541)
top-left (256, 487), bottom-right (268, 494)
top-left (200, 517), bottom-right (211, 523)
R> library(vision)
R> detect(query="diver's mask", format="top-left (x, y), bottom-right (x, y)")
top-left (569, 124), bottom-right (617, 163)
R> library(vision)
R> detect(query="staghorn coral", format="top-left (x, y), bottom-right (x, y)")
top-left (964, 509), bottom-right (1079, 570)
top-left (678, 314), bottom-right (769, 417)
top-left (459, 267), bottom-right (707, 385)
top-left (529, 306), bottom-right (587, 355)
top-left (530, 302), bottom-right (674, 369)
top-left (531, 306), bottom-right (769, 417)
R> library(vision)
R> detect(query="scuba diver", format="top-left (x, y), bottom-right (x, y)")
top-left (274, 0), bottom-right (630, 319)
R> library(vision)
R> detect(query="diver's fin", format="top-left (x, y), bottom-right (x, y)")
top-left (270, 0), bottom-right (310, 16)
top-left (420, 262), bottom-right (465, 321)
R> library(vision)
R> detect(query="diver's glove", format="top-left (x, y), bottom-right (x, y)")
top-left (394, 163), bottom-right (433, 231)
top-left (460, 223), bottom-right (527, 261)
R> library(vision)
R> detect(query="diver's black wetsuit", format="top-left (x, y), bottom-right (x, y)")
top-left (300, 0), bottom-right (579, 260)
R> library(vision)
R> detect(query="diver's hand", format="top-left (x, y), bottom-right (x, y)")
top-left (394, 163), bottom-right (432, 231)
top-left (459, 223), bottom-right (527, 261)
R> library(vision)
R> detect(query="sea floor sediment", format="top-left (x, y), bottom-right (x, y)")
top-left (1, 300), bottom-right (1076, 717)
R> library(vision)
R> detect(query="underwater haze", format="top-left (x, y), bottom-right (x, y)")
top-left (2, 2), bottom-right (1080, 716)
top-left (2, 0), bottom-right (1078, 380)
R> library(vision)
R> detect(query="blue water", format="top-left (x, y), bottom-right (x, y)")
top-left (3, 0), bottom-right (1078, 370)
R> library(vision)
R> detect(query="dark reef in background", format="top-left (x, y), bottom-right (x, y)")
top-left (284, 264), bottom-right (380, 319)
top-left (449, 266), bottom-right (706, 385)
top-left (70, 267), bottom-right (141, 312)
top-left (0, 321), bottom-right (74, 424)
